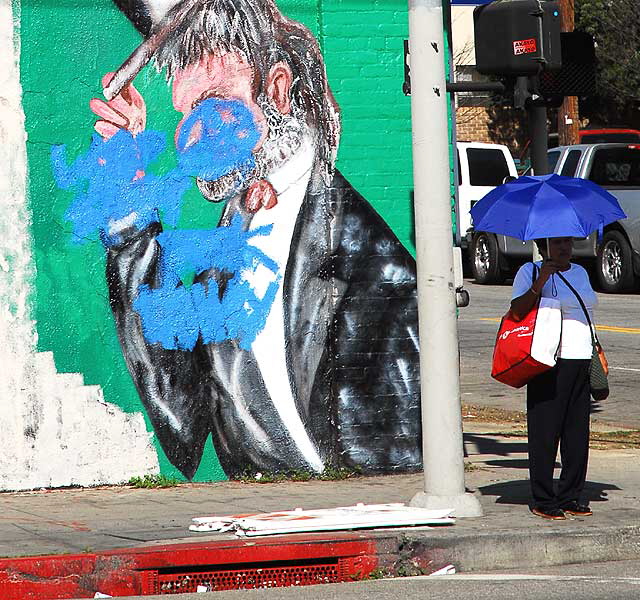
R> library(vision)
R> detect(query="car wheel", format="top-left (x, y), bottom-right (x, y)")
top-left (471, 232), bottom-right (504, 284)
top-left (596, 230), bottom-right (635, 293)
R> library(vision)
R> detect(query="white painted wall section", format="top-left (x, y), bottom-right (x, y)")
top-left (0, 0), bottom-right (159, 492)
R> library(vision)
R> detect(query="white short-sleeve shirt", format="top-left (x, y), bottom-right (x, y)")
top-left (511, 261), bottom-right (597, 360)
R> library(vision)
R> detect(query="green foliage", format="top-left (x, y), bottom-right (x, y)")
top-left (395, 562), bottom-right (429, 577)
top-left (237, 466), bottom-right (362, 484)
top-left (363, 567), bottom-right (393, 580)
top-left (575, 0), bottom-right (640, 126)
top-left (127, 474), bottom-right (182, 488)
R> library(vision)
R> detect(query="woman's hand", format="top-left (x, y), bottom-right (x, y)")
top-left (510, 261), bottom-right (562, 321)
top-left (532, 259), bottom-right (562, 294)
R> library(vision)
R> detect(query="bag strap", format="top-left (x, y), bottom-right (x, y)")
top-left (556, 271), bottom-right (599, 348)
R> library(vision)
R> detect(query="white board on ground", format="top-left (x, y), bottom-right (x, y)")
top-left (189, 502), bottom-right (455, 537)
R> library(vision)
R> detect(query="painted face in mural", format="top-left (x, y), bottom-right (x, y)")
top-left (91, 46), bottom-right (306, 207)
top-left (173, 50), bottom-right (306, 203)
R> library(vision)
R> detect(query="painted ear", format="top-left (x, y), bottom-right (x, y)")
top-left (266, 62), bottom-right (292, 115)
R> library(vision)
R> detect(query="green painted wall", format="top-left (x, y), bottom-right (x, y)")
top-left (320, 0), bottom-right (415, 253)
top-left (20, 0), bottom-right (416, 481)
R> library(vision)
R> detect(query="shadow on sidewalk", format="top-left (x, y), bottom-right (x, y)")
top-left (478, 479), bottom-right (621, 506)
top-left (483, 458), bottom-right (533, 469)
top-left (464, 432), bottom-right (528, 457)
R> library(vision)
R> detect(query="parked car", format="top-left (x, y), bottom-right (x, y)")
top-left (469, 143), bottom-right (640, 292)
top-left (548, 129), bottom-right (640, 149)
top-left (579, 129), bottom-right (640, 144)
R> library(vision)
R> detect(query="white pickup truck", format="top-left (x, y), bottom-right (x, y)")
top-left (456, 142), bottom-right (517, 267)
top-left (469, 143), bottom-right (640, 293)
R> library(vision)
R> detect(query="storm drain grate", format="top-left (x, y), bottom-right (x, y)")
top-left (142, 558), bottom-right (346, 594)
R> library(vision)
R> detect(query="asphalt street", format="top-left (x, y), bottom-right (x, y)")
top-left (459, 278), bottom-right (640, 428)
top-left (106, 560), bottom-right (640, 600)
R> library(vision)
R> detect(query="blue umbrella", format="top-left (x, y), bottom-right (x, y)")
top-left (470, 173), bottom-right (627, 240)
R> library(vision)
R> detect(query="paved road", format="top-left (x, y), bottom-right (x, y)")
top-left (108, 560), bottom-right (640, 600)
top-left (458, 279), bottom-right (640, 427)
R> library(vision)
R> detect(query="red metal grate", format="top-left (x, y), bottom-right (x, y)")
top-left (153, 562), bottom-right (340, 594)
top-left (0, 534), bottom-right (379, 598)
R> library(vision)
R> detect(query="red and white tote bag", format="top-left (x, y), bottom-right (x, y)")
top-left (491, 297), bottom-right (562, 388)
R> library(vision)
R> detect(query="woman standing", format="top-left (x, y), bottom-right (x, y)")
top-left (510, 236), bottom-right (597, 520)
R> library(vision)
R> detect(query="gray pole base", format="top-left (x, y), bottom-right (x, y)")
top-left (410, 491), bottom-right (484, 518)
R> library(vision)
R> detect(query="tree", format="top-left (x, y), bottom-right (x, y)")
top-left (575, 0), bottom-right (640, 127)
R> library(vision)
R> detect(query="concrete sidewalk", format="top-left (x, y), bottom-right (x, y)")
top-left (2, 421), bottom-right (640, 598)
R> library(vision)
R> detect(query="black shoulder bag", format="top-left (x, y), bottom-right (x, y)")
top-left (557, 272), bottom-right (609, 401)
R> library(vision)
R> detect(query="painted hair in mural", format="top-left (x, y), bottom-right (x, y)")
top-left (52, 0), bottom-right (422, 479)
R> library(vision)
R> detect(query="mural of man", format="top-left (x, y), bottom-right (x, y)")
top-left (80, 0), bottom-right (421, 479)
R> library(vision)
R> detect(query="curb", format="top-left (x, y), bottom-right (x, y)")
top-left (397, 524), bottom-right (640, 573)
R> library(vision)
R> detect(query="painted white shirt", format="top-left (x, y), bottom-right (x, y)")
top-left (511, 262), bottom-right (597, 360)
top-left (243, 136), bottom-right (324, 471)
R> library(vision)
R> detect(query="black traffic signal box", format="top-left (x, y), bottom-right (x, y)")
top-left (540, 31), bottom-right (596, 97)
top-left (474, 0), bottom-right (562, 76)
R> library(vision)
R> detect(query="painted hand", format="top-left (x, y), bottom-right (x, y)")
top-left (90, 73), bottom-right (146, 139)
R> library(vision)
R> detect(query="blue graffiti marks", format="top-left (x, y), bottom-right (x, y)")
top-left (176, 97), bottom-right (261, 182)
top-left (52, 97), bottom-right (261, 246)
top-left (52, 129), bottom-right (190, 246)
top-left (53, 97), bottom-right (273, 351)
top-left (133, 216), bottom-right (281, 351)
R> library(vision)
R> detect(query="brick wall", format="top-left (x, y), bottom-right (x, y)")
top-left (456, 106), bottom-right (493, 143)
top-left (320, 0), bottom-right (414, 256)
top-left (455, 105), bottom-right (528, 157)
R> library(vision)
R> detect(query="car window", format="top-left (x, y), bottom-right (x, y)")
top-left (466, 148), bottom-right (510, 186)
top-left (590, 148), bottom-right (640, 187)
top-left (547, 150), bottom-right (561, 173)
top-left (560, 149), bottom-right (582, 177)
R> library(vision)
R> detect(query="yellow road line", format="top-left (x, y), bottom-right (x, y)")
top-left (596, 325), bottom-right (640, 334)
top-left (478, 317), bottom-right (640, 334)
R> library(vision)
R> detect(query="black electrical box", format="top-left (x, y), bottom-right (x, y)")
top-left (474, 0), bottom-right (562, 76)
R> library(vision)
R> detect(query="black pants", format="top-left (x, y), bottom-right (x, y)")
top-left (527, 358), bottom-right (591, 510)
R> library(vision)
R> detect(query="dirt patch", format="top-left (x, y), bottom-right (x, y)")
top-left (462, 404), bottom-right (526, 425)
top-left (462, 403), bottom-right (640, 450)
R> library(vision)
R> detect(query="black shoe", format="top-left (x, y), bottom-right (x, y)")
top-left (531, 506), bottom-right (566, 520)
top-left (561, 501), bottom-right (592, 516)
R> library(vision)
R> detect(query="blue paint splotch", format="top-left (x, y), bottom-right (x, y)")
top-left (52, 97), bottom-right (261, 245)
top-left (53, 129), bottom-right (191, 246)
top-left (176, 98), bottom-right (260, 181)
top-left (133, 218), bottom-right (280, 351)
top-left (52, 97), bottom-right (277, 351)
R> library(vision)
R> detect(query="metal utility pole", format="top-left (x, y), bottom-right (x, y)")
top-left (528, 79), bottom-right (550, 176)
top-left (407, 0), bottom-right (482, 518)
top-left (527, 82), bottom-right (548, 262)
top-left (557, 0), bottom-right (579, 146)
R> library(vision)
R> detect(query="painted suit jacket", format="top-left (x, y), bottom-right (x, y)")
top-left (106, 170), bottom-right (422, 479)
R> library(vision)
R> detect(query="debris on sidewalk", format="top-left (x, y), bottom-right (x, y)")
top-left (429, 564), bottom-right (456, 576)
top-left (189, 502), bottom-right (454, 537)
